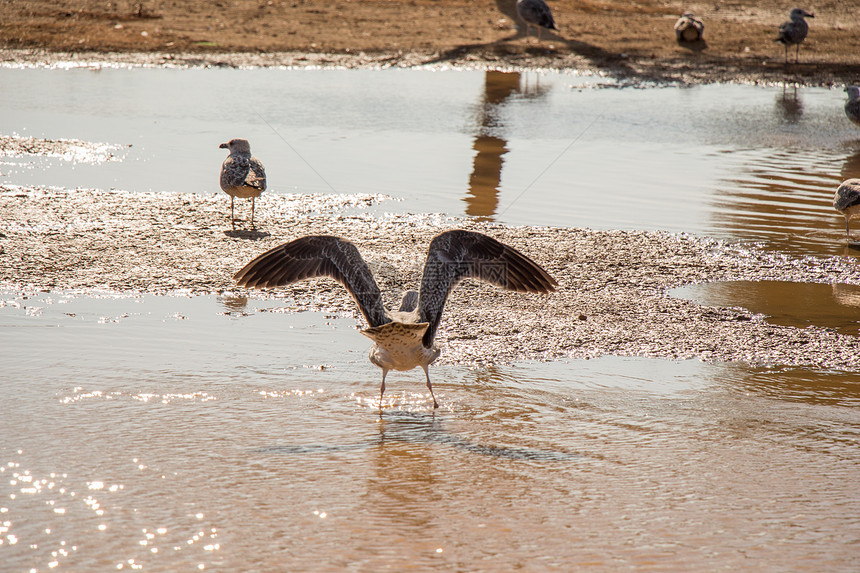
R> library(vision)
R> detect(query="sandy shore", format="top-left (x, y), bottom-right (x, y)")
top-left (2, 0), bottom-right (860, 85)
top-left (3, 46), bottom-right (859, 88)
top-left (3, 178), bottom-right (859, 370)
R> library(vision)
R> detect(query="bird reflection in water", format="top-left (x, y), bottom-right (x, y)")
top-left (840, 147), bottom-right (860, 182)
top-left (217, 295), bottom-right (249, 315)
top-left (465, 71), bottom-right (550, 221)
top-left (832, 283), bottom-right (860, 309)
top-left (775, 82), bottom-right (803, 123)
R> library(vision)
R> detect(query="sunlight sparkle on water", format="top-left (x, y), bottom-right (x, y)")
top-left (2, 69), bottom-right (860, 570)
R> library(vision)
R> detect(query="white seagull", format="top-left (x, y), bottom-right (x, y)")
top-left (516, 0), bottom-right (559, 40)
top-left (234, 230), bottom-right (557, 408)
top-left (834, 179), bottom-right (860, 240)
top-left (219, 138), bottom-right (267, 230)
top-left (775, 8), bottom-right (814, 64)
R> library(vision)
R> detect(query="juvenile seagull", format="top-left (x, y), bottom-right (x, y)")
top-left (219, 138), bottom-right (267, 230)
top-left (834, 179), bottom-right (860, 240)
top-left (234, 230), bottom-right (557, 408)
top-left (674, 12), bottom-right (704, 42)
top-left (775, 8), bottom-right (814, 64)
top-left (516, 0), bottom-right (559, 40)
top-left (845, 86), bottom-right (860, 127)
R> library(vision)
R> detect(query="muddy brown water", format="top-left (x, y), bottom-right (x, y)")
top-left (674, 280), bottom-right (860, 336)
top-left (2, 66), bottom-right (860, 570)
top-left (2, 292), bottom-right (859, 570)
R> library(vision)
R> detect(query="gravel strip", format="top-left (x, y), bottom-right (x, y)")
top-left (3, 182), bottom-right (859, 371)
top-left (0, 134), bottom-right (127, 163)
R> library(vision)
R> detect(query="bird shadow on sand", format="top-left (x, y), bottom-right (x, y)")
top-left (421, 20), bottom-right (686, 86)
top-left (223, 228), bottom-right (270, 240)
top-left (422, 36), bottom-right (677, 85)
top-left (418, 0), bottom-right (706, 84)
top-left (677, 39), bottom-right (708, 53)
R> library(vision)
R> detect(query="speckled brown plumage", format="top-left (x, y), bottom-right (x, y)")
top-left (219, 138), bottom-right (267, 230)
top-left (516, 0), bottom-right (558, 40)
top-left (674, 13), bottom-right (704, 43)
top-left (834, 179), bottom-right (860, 239)
top-left (775, 8), bottom-right (813, 64)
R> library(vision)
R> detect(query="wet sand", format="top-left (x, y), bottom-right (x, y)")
top-left (3, 162), bottom-right (859, 371)
top-left (3, 46), bottom-right (859, 88)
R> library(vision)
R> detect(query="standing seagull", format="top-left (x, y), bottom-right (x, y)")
top-left (234, 230), bottom-right (557, 408)
top-left (219, 138), bottom-right (267, 230)
top-left (674, 12), bottom-right (704, 43)
top-left (516, 0), bottom-right (559, 40)
top-left (845, 86), bottom-right (860, 127)
top-left (775, 8), bottom-right (814, 64)
top-left (834, 179), bottom-right (860, 240)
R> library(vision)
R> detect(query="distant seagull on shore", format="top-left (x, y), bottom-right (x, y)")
top-left (234, 230), bottom-right (557, 409)
top-left (834, 179), bottom-right (860, 240)
top-left (674, 12), bottom-right (704, 42)
top-left (775, 8), bottom-right (814, 64)
top-left (219, 138), bottom-right (267, 230)
top-left (516, 0), bottom-right (559, 40)
top-left (845, 86), bottom-right (860, 126)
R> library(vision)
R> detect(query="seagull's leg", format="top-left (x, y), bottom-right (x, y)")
top-left (379, 369), bottom-right (388, 407)
top-left (795, 44), bottom-right (799, 64)
top-left (250, 197), bottom-right (256, 229)
top-left (537, 26), bottom-right (542, 41)
top-left (421, 365), bottom-right (439, 409)
top-left (847, 218), bottom-right (852, 239)
top-left (230, 196), bottom-right (235, 230)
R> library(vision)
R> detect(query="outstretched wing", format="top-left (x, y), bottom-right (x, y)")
top-left (233, 235), bottom-right (390, 327)
top-left (417, 230), bottom-right (557, 347)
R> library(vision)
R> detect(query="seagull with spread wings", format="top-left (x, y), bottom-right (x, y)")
top-left (234, 230), bottom-right (557, 408)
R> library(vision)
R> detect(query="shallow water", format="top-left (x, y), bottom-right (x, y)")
top-left (3, 67), bottom-right (860, 570)
top-left (674, 280), bottom-right (860, 336)
top-left (2, 68), bottom-right (859, 258)
top-left (2, 292), bottom-right (859, 571)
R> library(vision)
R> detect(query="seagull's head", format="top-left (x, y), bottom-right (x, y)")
top-left (220, 138), bottom-right (252, 154)
top-left (789, 8), bottom-right (814, 20)
top-left (845, 86), bottom-right (860, 101)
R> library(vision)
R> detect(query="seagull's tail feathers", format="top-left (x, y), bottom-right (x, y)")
top-left (361, 322), bottom-right (430, 348)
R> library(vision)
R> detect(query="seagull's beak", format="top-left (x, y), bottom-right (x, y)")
top-left (219, 142), bottom-right (229, 149)
top-left (806, 11), bottom-right (815, 17)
